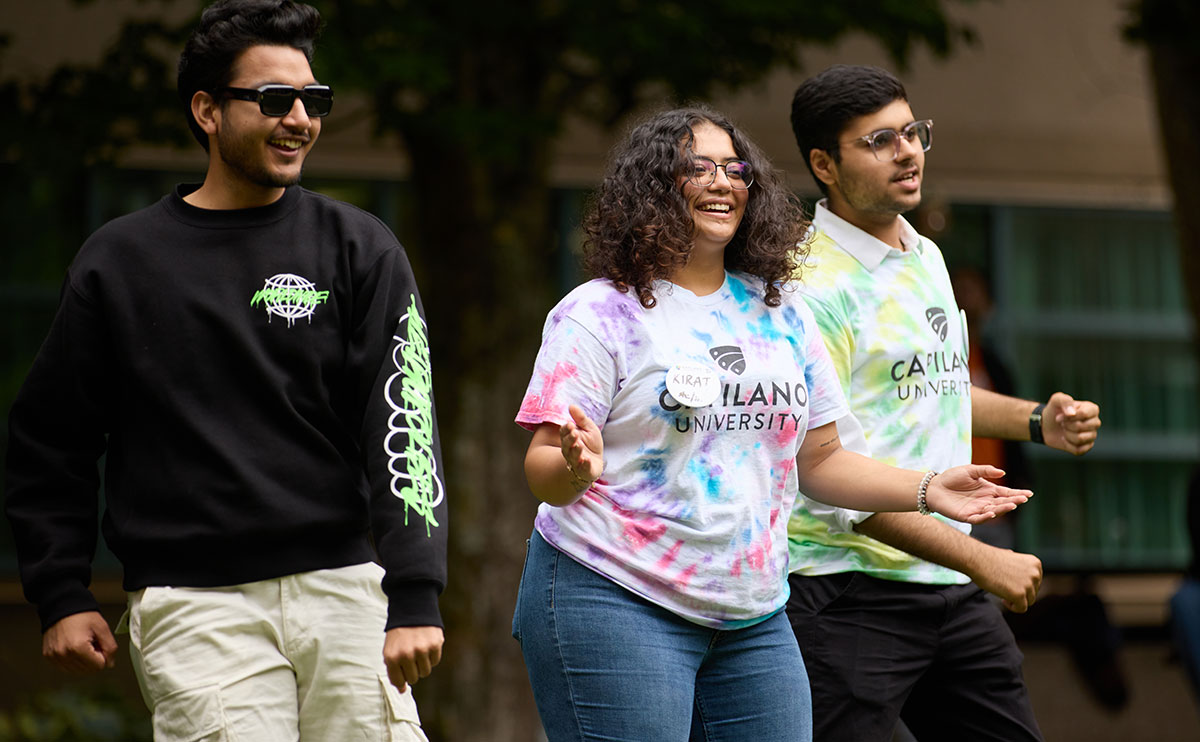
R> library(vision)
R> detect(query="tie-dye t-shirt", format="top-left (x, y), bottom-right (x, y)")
top-left (786, 202), bottom-right (972, 585)
top-left (517, 271), bottom-right (847, 628)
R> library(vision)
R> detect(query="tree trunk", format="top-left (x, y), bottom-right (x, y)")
top-left (403, 132), bottom-right (558, 741)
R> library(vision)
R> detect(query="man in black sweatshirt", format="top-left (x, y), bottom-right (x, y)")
top-left (4, 1), bottom-right (446, 738)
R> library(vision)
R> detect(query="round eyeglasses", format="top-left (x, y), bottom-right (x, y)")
top-left (687, 156), bottom-right (754, 189)
top-left (218, 84), bottom-right (334, 118)
top-left (851, 119), bottom-right (933, 162)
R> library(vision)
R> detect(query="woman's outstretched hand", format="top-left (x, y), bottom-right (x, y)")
top-left (560, 404), bottom-right (604, 485)
top-left (924, 465), bottom-right (1031, 524)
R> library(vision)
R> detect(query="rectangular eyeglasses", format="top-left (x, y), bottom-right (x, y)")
top-left (218, 84), bottom-right (334, 118)
top-left (852, 119), bottom-right (933, 162)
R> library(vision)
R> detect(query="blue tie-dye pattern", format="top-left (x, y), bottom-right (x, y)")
top-left (647, 384), bottom-right (677, 423)
top-left (691, 327), bottom-right (715, 346)
top-left (736, 446), bottom-right (753, 471)
top-left (686, 457), bottom-right (723, 501)
top-left (747, 314), bottom-right (784, 343)
top-left (727, 274), bottom-right (754, 310)
top-left (622, 448), bottom-right (689, 517)
top-left (638, 450), bottom-right (668, 482)
top-left (714, 310), bottom-right (737, 335)
top-left (781, 304), bottom-right (802, 331)
top-left (637, 451), bottom-right (670, 497)
top-left (518, 274), bottom-right (849, 629)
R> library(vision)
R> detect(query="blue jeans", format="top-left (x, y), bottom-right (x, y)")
top-left (513, 531), bottom-right (811, 741)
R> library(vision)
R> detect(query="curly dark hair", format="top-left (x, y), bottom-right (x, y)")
top-left (178, 0), bottom-right (323, 151)
top-left (582, 105), bottom-right (809, 308)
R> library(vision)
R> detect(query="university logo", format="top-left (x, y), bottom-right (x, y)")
top-left (925, 307), bottom-right (948, 341)
top-left (659, 344), bottom-right (808, 434)
top-left (709, 345), bottom-right (746, 375)
top-left (891, 307), bottom-right (971, 402)
top-left (250, 273), bottom-right (330, 327)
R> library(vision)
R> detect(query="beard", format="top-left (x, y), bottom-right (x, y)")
top-left (216, 126), bottom-right (305, 189)
top-left (839, 168), bottom-right (922, 218)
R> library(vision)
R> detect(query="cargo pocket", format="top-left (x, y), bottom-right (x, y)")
top-left (151, 684), bottom-right (228, 742)
top-left (379, 674), bottom-right (428, 742)
top-left (114, 606), bottom-right (131, 637)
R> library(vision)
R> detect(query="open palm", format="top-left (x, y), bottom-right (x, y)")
top-left (925, 465), bottom-right (1031, 524)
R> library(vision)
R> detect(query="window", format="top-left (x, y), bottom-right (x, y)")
top-left (940, 204), bottom-right (1194, 570)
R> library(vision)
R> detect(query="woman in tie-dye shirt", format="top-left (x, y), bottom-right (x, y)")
top-left (512, 105), bottom-right (1030, 742)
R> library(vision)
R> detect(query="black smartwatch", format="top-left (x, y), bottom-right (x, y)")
top-left (1029, 403), bottom-right (1046, 445)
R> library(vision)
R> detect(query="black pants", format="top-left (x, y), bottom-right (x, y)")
top-left (787, 572), bottom-right (1043, 742)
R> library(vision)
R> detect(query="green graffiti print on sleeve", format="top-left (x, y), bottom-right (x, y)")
top-left (250, 273), bottom-right (330, 326)
top-left (383, 294), bottom-right (444, 536)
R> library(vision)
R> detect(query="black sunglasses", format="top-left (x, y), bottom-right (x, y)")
top-left (217, 84), bottom-right (334, 117)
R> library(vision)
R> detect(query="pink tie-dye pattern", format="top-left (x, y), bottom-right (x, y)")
top-left (674, 563), bottom-right (700, 590)
top-left (623, 519), bottom-right (669, 550)
top-left (518, 360), bottom-right (579, 420)
top-left (744, 543), bottom-right (766, 571)
top-left (605, 499), bottom-right (671, 551)
top-left (772, 424), bottom-right (800, 448)
top-left (657, 539), bottom-right (684, 570)
top-left (732, 508), bottom-right (783, 576)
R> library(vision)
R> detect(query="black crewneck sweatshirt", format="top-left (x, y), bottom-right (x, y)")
top-left (5, 185), bottom-right (447, 631)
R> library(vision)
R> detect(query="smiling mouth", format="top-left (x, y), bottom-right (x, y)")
top-left (698, 203), bottom-right (732, 213)
top-left (270, 138), bottom-right (305, 151)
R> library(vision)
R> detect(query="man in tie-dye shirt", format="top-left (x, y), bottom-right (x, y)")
top-left (784, 65), bottom-right (1103, 742)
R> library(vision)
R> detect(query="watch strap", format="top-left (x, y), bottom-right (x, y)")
top-left (1029, 403), bottom-right (1046, 445)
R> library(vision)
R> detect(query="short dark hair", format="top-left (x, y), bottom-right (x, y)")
top-left (582, 104), bottom-right (808, 309)
top-left (177, 0), bottom-right (323, 150)
top-left (790, 65), bottom-right (908, 195)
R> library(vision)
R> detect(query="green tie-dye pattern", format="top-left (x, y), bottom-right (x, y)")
top-left (787, 229), bottom-right (972, 584)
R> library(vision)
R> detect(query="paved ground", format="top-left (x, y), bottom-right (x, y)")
top-left (1023, 639), bottom-right (1200, 741)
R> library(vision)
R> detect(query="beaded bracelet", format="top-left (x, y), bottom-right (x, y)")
top-left (917, 470), bottom-right (938, 516)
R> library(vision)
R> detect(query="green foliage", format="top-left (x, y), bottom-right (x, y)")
top-left (0, 0), bottom-right (980, 240)
top-left (312, 0), bottom-right (977, 161)
top-left (0, 6), bottom-right (198, 280)
top-left (0, 18), bottom-right (194, 174)
top-left (0, 688), bottom-right (151, 742)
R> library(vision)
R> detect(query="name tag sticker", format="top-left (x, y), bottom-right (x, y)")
top-left (665, 363), bottom-right (721, 408)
